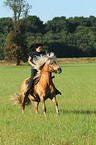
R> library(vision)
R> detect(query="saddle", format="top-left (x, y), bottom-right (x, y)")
top-left (25, 77), bottom-right (40, 97)
top-left (25, 77), bottom-right (40, 86)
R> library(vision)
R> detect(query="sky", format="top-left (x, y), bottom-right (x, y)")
top-left (0, 0), bottom-right (96, 23)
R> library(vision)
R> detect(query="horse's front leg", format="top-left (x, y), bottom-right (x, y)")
top-left (52, 97), bottom-right (59, 115)
top-left (40, 96), bottom-right (46, 116)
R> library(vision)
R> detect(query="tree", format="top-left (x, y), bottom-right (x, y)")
top-left (0, 17), bottom-right (13, 34)
top-left (19, 16), bottom-right (44, 34)
top-left (45, 16), bottom-right (70, 33)
top-left (0, 33), bottom-right (7, 60)
top-left (4, 30), bottom-right (28, 65)
top-left (4, 0), bottom-right (32, 28)
top-left (4, 0), bottom-right (31, 65)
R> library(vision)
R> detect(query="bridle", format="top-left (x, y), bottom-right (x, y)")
top-left (42, 62), bottom-right (56, 73)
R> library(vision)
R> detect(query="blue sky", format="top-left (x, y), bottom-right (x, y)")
top-left (0, 0), bottom-right (96, 23)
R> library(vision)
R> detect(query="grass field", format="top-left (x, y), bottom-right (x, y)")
top-left (0, 62), bottom-right (96, 145)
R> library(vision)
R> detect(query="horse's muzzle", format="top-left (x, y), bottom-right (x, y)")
top-left (57, 67), bottom-right (62, 74)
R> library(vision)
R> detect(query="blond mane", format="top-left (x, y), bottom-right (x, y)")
top-left (33, 52), bottom-right (56, 79)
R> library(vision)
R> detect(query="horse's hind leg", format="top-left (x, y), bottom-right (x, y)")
top-left (52, 97), bottom-right (59, 115)
top-left (21, 94), bottom-right (27, 114)
top-left (34, 102), bottom-right (39, 114)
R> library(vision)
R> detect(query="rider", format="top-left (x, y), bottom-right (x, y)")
top-left (24, 43), bottom-right (45, 97)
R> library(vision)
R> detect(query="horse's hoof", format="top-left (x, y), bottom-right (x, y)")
top-left (22, 110), bottom-right (24, 114)
top-left (44, 112), bottom-right (46, 117)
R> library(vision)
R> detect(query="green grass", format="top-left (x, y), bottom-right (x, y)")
top-left (0, 63), bottom-right (96, 144)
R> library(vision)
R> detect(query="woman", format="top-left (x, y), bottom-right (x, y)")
top-left (24, 43), bottom-right (45, 97)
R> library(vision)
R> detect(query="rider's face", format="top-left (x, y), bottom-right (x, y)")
top-left (36, 46), bottom-right (42, 52)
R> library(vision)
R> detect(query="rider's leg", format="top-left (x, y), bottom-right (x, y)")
top-left (24, 68), bottom-right (36, 96)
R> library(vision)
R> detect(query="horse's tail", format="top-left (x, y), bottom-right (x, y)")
top-left (10, 92), bottom-right (22, 105)
top-left (10, 92), bottom-right (31, 106)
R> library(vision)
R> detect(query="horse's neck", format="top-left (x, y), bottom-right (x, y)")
top-left (40, 65), bottom-right (52, 84)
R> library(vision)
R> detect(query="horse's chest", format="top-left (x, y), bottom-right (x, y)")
top-left (36, 82), bottom-right (55, 97)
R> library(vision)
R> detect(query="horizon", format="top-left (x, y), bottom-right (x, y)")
top-left (0, 0), bottom-right (96, 23)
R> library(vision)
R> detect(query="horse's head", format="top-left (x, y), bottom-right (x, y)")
top-left (46, 59), bottom-right (62, 74)
top-left (33, 52), bottom-right (62, 79)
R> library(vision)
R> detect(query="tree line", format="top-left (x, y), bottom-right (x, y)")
top-left (0, 15), bottom-right (96, 62)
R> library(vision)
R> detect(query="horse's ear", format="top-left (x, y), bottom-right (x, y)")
top-left (47, 59), bottom-right (50, 64)
top-left (47, 53), bottom-right (49, 58)
top-left (47, 52), bottom-right (56, 60)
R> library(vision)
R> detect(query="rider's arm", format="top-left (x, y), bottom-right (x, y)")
top-left (28, 56), bottom-right (35, 67)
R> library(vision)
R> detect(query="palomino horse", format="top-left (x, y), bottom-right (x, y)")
top-left (15, 53), bottom-right (62, 116)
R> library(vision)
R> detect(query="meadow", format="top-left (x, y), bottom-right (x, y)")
top-left (0, 62), bottom-right (96, 145)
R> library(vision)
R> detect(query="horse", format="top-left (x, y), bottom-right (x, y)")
top-left (14, 52), bottom-right (62, 116)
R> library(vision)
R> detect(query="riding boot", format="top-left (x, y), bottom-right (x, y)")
top-left (24, 86), bottom-right (34, 97)
top-left (24, 89), bottom-right (30, 96)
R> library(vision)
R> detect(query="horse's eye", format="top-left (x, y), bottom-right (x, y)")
top-left (50, 63), bottom-right (53, 65)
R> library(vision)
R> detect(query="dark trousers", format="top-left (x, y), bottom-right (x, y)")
top-left (27, 68), bottom-right (37, 90)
